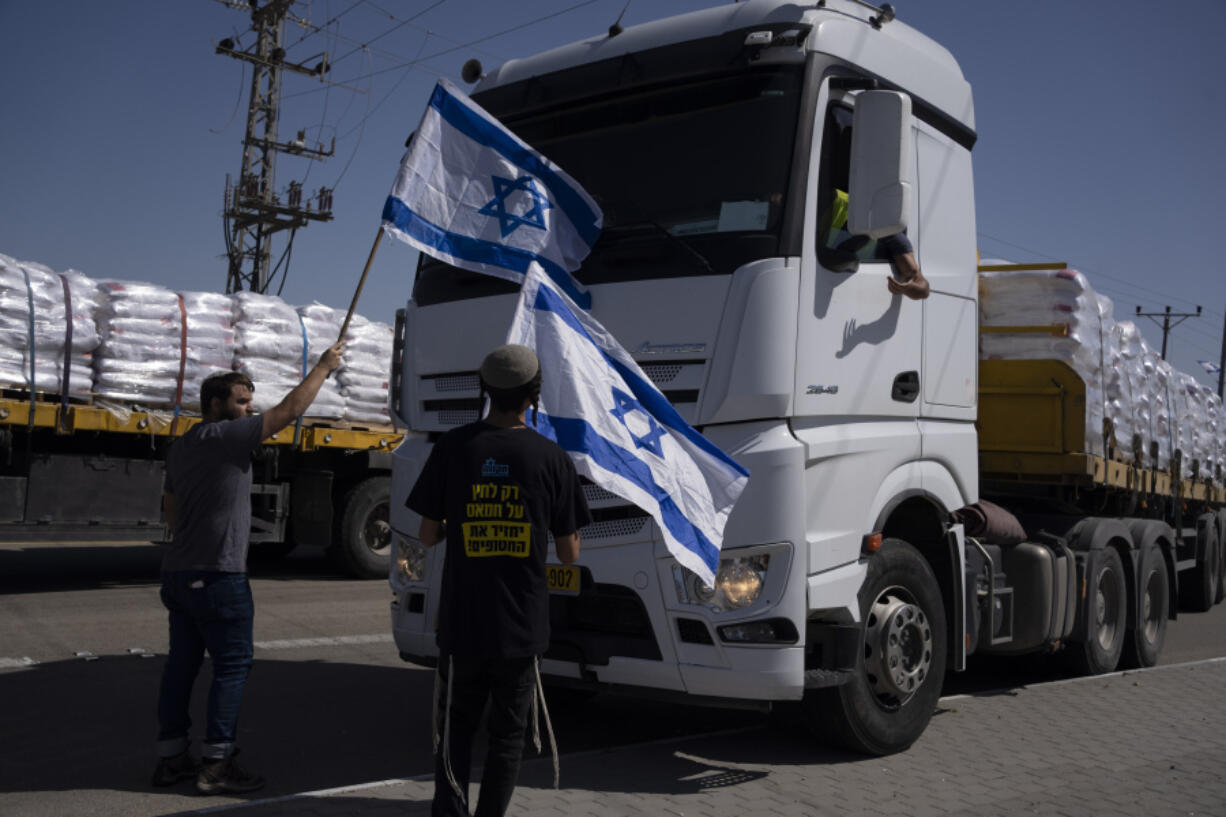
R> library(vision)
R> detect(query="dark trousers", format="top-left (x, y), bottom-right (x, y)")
top-left (433, 654), bottom-right (537, 817)
top-left (156, 571), bottom-right (254, 760)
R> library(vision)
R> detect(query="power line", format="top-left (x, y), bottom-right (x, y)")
top-left (296, 14), bottom-right (340, 190)
top-left (1088, 281), bottom-right (1225, 344)
top-left (325, 0), bottom-right (600, 88)
top-left (330, 0), bottom-right (448, 66)
top-left (285, 4), bottom-right (506, 74)
top-left (284, 0), bottom-right (365, 50)
top-left (977, 231), bottom-right (1222, 321)
top-left (286, 11), bottom-right (427, 69)
top-left (336, 31), bottom-right (432, 142)
top-left (209, 59), bottom-right (248, 134)
top-left (330, 47), bottom-right (379, 189)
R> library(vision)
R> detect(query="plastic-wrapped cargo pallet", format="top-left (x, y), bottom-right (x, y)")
top-left (94, 281), bottom-right (235, 410)
top-left (979, 262), bottom-right (1223, 477)
top-left (338, 313), bottom-right (393, 425)
top-left (233, 292), bottom-right (345, 418)
top-left (294, 301), bottom-right (346, 416)
top-left (1, 251), bottom-right (396, 424)
top-left (0, 254), bottom-right (101, 398)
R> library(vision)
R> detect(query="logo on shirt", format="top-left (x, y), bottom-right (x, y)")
top-left (481, 458), bottom-right (510, 477)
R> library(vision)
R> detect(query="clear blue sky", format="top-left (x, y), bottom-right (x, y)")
top-left (2, 0), bottom-right (1224, 387)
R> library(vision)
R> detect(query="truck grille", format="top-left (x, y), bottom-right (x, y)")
top-left (416, 359), bottom-right (706, 432)
top-left (547, 583), bottom-right (661, 664)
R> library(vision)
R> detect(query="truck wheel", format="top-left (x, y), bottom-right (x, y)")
top-left (337, 476), bottom-right (392, 579)
top-left (1121, 545), bottom-right (1168, 669)
top-left (803, 538), bottom-right (947, 756)
top-left (1068, 546), bottom-right (1127, 675)
top-left (1179, 514), bottom-right (1219, 613)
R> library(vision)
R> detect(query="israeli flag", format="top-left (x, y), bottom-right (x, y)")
top-left (508, 264), bottom-right (749, 586)
top-left (1198, 360), bottom-right (1221, 376)
top-left (382, 79), bottom-right (601, 309)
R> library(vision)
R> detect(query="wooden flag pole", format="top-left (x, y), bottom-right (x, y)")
top-left (338, 228), bottom-right (385, 341)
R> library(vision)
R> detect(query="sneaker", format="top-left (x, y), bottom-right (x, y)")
top-left (151, 750), bottom-right (199, 787)
top-left (195, 751), bottom-right (265, 794)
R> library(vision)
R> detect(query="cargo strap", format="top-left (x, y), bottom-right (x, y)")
top-left (293, 313), bottom-right (308, 446)
top-left (170, 294), bottom-right (188, 436)
top-left (20, 266), bottom-right (35, 433)
top-left (57, 274), bottom-right (73, 412)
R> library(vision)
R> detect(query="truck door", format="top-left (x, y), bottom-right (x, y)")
top-left (914, 121), bottom-right (978, 419)
top-left (795, 91), bottom-right (923, 423)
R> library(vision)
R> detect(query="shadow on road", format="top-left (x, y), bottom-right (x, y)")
top-left (0, 653), bottom-right (425, 801)
top-left (0, 544), bottom-right (354, 595)
top-left (0, 650), bottom-right (786, 810)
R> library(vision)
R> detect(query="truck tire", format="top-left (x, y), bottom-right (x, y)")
top-left (1179, 513), bottom-right (1219, 613)
top-left (336, 476), bottom-right (392, 579)
top-left (1068, 546), bottom-right (1127, 675)
top-left (803, 538), bottom-right (947, 756)
top-left (1121, 545), bottom-right (1168, 669)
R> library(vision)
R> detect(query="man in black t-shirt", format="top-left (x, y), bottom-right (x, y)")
top-left (407, 343), bottom-right (590, 817)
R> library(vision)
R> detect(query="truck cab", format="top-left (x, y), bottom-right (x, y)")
top-left (389, 0), bottom-right (979, 754)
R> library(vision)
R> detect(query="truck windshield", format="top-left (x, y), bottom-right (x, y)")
top-left (413, 66), bottom-right (803, 305)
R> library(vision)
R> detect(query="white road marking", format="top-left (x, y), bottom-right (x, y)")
top-left (1, 634), bottom-right (394, 670)
top-left (254, 633), bottom-right (393, 650)
top-left (0, 656), bottom-right (37, 669)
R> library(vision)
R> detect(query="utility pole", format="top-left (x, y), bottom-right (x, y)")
top-left (216, 0), bottom-right (335, 294)
top-left (1135, 304), bottom-right (1202, 360)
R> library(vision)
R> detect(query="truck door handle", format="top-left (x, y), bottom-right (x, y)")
top-left (892, 371), bottom-right (919, 403)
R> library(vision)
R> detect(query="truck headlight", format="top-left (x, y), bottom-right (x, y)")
top-left (674, 551), bottom-right (775, 613)
top-left (391, 532), bottom-right (428, 590)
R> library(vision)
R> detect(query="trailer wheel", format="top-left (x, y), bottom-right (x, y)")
top-left (1068, 546), bottom-right (1127, 675)
top-left (803, 538), bottom-right (946, 756)
top-left (336, 476), bottom-right (392, 579)
top-left (1179, 513), bottom-right (1219, 613)
top-left (1121, 545), bottom-right (1168, 669)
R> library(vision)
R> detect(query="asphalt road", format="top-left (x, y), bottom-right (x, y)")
top-left (1, 541), bottom-right (1224, 817)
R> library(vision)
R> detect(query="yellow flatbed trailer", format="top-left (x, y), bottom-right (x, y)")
top-left (0, 397), bottom-right (400, 452)
top-left (0, 394), bottom-right (404, 577)
top-left (978, 359), bottom-right (1223, 506)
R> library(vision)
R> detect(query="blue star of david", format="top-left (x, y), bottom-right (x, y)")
top-left (477, 175), bottom-right (553, 238)
top-left (609, 387), bottom-right (666, 458)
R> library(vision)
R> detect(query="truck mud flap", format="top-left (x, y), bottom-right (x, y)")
top-left (290, 470), bottom-right (334, 547)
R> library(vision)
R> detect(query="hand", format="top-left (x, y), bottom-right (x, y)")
top-left (886, 252), bottom-right (930, 300)
top-left (318, 341), bottom-right (345, 372)
top-left (887, 272), bottom-right (930, 300)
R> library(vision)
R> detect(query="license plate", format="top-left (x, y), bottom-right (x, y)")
top-left (546, 564), bottom-right (580, 595)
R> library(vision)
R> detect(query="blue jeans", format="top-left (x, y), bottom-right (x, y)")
top-left (156, 571), bottom-right (254, 760)
top-left (433, 655), bottom-right (537, 817)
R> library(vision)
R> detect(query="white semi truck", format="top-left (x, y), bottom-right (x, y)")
top-left (386, 0), bottom-right (1225, 754)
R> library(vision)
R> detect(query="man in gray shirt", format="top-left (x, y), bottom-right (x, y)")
top-left (152, 342), bottom-right (343, 794)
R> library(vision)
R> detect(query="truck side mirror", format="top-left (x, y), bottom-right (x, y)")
top-left (848, 91), bottom-right (913, 239)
